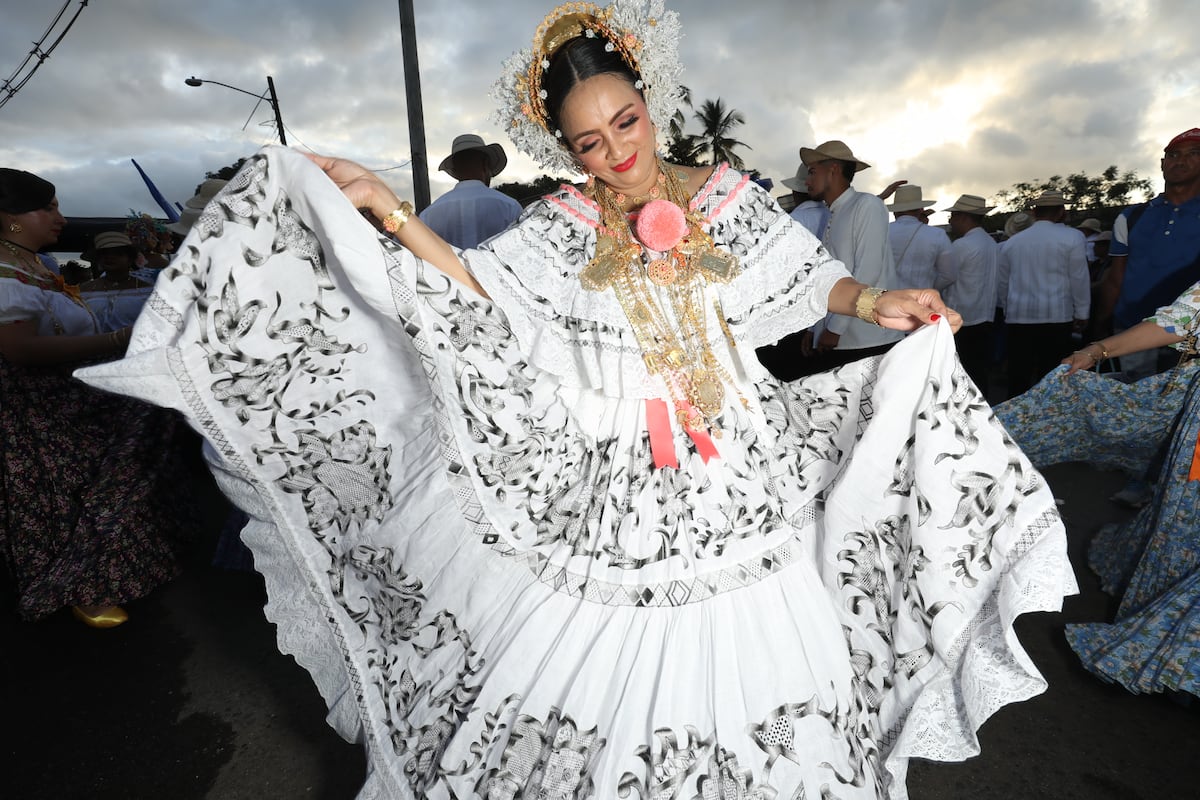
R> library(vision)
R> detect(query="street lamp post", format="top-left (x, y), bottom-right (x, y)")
top-left (185, 75), bottom-right (288, 146)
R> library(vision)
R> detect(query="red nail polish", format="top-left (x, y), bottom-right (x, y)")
top-left (930, 313), bottom-right (941, 322)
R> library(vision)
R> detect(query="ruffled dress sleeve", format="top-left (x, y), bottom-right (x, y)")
top-left (0, 265), bottom-right (98, 335)
top-left (1147, 279), bottom-right (1200, 346)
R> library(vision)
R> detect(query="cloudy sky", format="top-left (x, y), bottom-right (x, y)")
top-left (2, 0), bottom-right (1194, 229)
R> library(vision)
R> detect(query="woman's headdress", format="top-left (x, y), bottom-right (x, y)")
top-left (491, 0), bottom-right (684, 175)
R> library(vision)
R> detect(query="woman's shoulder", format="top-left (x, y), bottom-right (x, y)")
top-left (0, 266), bottom-right (52, 321)
top-left (684, 163), bottom-right (778, 222)
top-left (522, 182), bottom-right (601, 230)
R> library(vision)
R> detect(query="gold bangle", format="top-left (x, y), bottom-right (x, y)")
top-left (381, 201), bottom-right (414, 234)
top-left (1088, 341), bottom-right (1110, 361)
top-left (855, 287), bottom-right (887, 325)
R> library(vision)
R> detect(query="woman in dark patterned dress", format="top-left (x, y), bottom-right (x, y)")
top-left (0, 167), bottom-right (202, 627)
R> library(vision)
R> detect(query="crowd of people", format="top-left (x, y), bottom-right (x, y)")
top-left (762, 125), bottom-right (1200, 705)
top-left (1, 0), bottom-right (1196, 796)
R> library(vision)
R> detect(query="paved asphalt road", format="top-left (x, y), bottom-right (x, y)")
top-left (3, 463), bottom-right (1197, 800)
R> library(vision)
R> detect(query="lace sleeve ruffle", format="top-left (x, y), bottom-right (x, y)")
top-left (465, 190), bottom-right (663, 398)
top-left (700, 173), bottom-right (849, 349)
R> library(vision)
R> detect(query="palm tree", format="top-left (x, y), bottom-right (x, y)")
top-left (692, 98), bottom-right (751, 170)
top-left (665, 85), bottom-right (702, 167)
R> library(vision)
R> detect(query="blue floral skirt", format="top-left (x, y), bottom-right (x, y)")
top-left (1064, 372), bottom-right (1200, 696)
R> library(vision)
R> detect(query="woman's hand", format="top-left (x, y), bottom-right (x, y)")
top-left (304, 152), bottom-right (489, 298)
top-left (874, 288), bottom-right (962, 333)
top-left (1061, 348), bottom-right (1100, 375)
top-left (304, 153), bottom-right (400, 221)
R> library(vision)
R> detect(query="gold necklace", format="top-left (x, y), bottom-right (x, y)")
top-left (614, 170), bottom-right (666, 211)
top-left (0, 238), bottom-right (51, 277)
top-left (581, 157), bottom-right (745, 435)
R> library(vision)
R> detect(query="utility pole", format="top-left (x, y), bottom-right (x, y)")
top-left (398, 0), bottom-right (431, 211)
top-left (266, 76), bottom-right (287, 146)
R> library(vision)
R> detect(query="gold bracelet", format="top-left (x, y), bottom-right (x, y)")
top-left (381, 201), bottom-right (415, 234)
top-left (855, 287), bottom-right (887, 325)
top-left (1072, 342), bottom-right (1108, 363)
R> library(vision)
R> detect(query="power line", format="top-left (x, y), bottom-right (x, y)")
top-left (0, 0), bottom-right (90, 111)
top-left (279, 122), bottom-right (411, 173)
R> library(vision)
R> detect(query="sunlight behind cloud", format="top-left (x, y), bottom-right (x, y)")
top-left (868, 79), bottom-right (1000, 177)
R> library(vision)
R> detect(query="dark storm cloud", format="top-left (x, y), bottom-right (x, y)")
top-left (1, 0), bottom-right (1193, 225)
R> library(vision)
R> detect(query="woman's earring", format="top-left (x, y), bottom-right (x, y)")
top-left (8, 223), bottom-right (22, 234)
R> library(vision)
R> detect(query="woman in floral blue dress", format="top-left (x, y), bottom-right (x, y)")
top-left (996, 281), bottom-right (1200, 696)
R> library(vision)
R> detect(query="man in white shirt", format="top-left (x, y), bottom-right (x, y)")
top-left (780, 164), bottom-right (830, 238)
top-left (419, 134), bottom-right (523, 250)
top-left (943, 194), bottom-right (999, 398)
top-left (996, 189), bottom-right (1090, 398)
top-left (886, 184), bottom-right (954, 290)
top-left (1076, 217), bottom-right (1103, 266)
top-left (792, 140), bottom-right (902, 376)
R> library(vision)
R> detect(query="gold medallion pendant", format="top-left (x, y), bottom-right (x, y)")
top-left (646, 257), bottom-right (677, 286)
top-left (689, 370), bottom-right (725, 418)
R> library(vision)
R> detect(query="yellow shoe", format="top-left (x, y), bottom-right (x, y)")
top-left (71, 605), bottom-right (129, 629)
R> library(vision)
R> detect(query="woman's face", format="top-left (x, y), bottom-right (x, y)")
top-left (558, 73), bottom-right (658, 199)
top-left (8, 197), bottom-right (66, 248)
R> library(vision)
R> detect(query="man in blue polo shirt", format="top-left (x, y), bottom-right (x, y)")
top-left (1098, 127), bottom-right (1200, 379)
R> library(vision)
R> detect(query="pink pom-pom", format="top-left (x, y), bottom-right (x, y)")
top-left (634, 199), bottom-right (688, 252)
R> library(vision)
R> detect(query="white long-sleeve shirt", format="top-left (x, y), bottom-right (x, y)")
top-left (888, 215), bottom-right (954, 291)
top-left (790, 200), bottom-right (830, 239)
top-left (419, 180), bottom-right (523, 250)
top-left (997, 220), bottom-right (1090, 324)
top-left (946, 226), bottom-right (998, 327)
top-left (821, 187), bottom-right (903, 349)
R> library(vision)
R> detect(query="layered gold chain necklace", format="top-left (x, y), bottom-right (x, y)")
top-left (0, 238), bottom-right (52, 277)
top-left (581, 158), bottom-right (745, 436)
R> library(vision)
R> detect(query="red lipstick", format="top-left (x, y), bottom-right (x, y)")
top-left (613, 153), bottom-right (637, 172)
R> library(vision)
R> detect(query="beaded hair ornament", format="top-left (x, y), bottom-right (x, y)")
top-left (491, 0), bottom-right (684, 174)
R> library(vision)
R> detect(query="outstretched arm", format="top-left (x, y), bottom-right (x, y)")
top-left (1061, 322), bottom-right (1183, 375)
top-left (826, 277), bottom-right (962, 333)
top-left (304, 153), bottom-right (488, 298)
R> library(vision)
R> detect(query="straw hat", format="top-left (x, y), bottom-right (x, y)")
top-left (942, 194), bottom-right (995, 215)
top-left (1004, 212), bottom-right (1034, 238)
top-left (438, 134), bottom-right (508, 180)
top-left (1032, 189), bottom-right (1068, 207)
top-left (167, 179), bottom-right (228, 236)
top-left (886, 184), bottom-right (936, 212)
top-left (1077, 218), bottom-right (1102, 234)
top-left (781, 164), bottom-right (810, 193)
top-left (799, 140), bottom-right (871, 172)
top-left (93, 231), bottom-right (134, 250)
